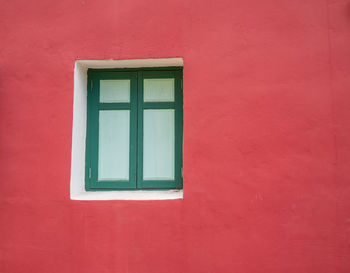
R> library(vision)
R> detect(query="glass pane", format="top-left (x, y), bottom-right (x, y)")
top-left (100, 80), bottom-right (130, 103)
top-left (98, 110), bottom-right (130, 180)
top-left (143, 109), bottom-right (174, 180)
top-left (144, 79), bottom-right (174, 102)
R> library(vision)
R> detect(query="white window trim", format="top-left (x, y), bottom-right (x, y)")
top-left (70, 58), bottom-right (183, 200)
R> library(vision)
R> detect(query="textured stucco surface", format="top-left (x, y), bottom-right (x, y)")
top-left (1, 0), bottom-right (350, 272)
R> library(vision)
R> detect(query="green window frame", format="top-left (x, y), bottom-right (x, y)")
top-left (85, 67), bottom-right (183, 190)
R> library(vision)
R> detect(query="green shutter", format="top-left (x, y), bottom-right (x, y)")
top-left (85, 67), bottom-right (183, 190)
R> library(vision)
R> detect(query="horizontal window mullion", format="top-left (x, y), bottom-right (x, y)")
top-left (143, 102), bottom-right (175, 109)
top-left (98, 103), bottom-right (131, 110)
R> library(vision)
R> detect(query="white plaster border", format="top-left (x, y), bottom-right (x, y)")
top-left (70, 58), bottom-right (183, 200)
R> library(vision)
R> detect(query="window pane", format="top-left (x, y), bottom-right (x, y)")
top-left (100, 80), bottom-right (130, 103)
top-left (144, 79), bottom-right (174, 102)
top-left (98, 110), bottom-right (130, 180)
top-left (143, 109), bottom-right (174, 180)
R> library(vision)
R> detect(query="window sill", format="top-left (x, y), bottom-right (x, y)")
top-left (71, 189), bottom-right (183, 200)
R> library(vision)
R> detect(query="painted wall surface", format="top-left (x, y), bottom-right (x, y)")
top-left (1, 0), bottom-right (350, 272)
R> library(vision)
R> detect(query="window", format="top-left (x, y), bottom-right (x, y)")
top-left (85, 67), bottom-right (183, 190)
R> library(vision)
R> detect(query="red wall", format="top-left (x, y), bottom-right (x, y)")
top-left (1, 0), bottom-right (350, 272)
